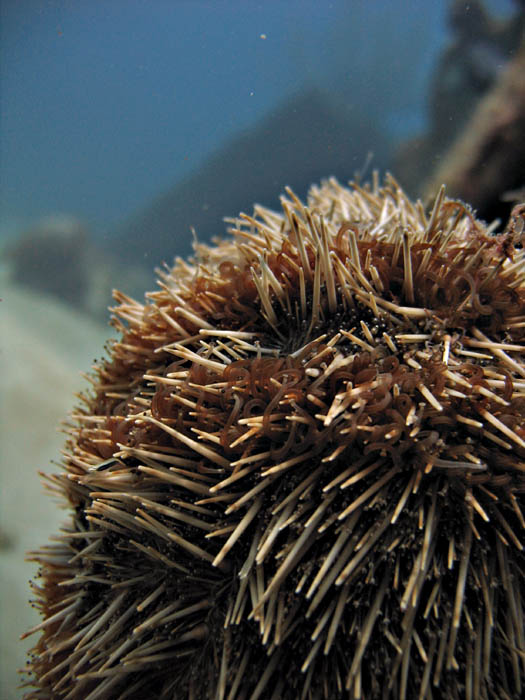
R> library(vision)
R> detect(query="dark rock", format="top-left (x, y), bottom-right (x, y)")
top-left (110, 89), bottom-right (389, 268)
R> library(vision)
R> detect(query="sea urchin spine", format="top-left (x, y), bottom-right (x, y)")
top-left (24, 175), bottom-right (525, 699)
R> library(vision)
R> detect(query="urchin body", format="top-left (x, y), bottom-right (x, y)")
top-left (25, 177), bottom-right (525, 698)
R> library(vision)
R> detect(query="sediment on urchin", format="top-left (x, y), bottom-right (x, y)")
top-left (24, 175), bottom-right (524, 699)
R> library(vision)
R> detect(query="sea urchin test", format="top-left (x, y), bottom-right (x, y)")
top-left (24, 177), bottom-right (525, 698)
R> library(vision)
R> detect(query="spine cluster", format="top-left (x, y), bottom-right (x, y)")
top-left (24, 176), bottom-right (525, 699)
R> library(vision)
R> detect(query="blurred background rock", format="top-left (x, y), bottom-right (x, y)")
top-left (394, 0), bottom-right (525, 222)
top-left (3, 214), bottom-right (151, 320)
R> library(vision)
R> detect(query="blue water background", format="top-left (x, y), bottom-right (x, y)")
top-left (0, 0), bottom-right (514, 240)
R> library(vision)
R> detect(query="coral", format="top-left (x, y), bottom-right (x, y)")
top-left (24, 176), bottom-right (525, 698)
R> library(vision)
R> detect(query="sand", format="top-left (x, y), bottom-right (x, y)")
top-left (0, 278), bottom-right (111, 698)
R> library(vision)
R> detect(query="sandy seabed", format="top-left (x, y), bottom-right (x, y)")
top-left (0, 277), bottom-right (111, 698)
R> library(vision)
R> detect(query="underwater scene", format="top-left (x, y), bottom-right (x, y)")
top-left (1, 1), bottom-right (524, 698)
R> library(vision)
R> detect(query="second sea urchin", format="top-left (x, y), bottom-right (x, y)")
top-left (25, 176), bottom-right (525, 698)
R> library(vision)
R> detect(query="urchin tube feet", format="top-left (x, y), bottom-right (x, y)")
top-left (24, 176), bottom-right (525, 699)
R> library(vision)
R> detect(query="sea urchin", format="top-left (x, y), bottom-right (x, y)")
top-left (24, 176), bottom-right (525, 699)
